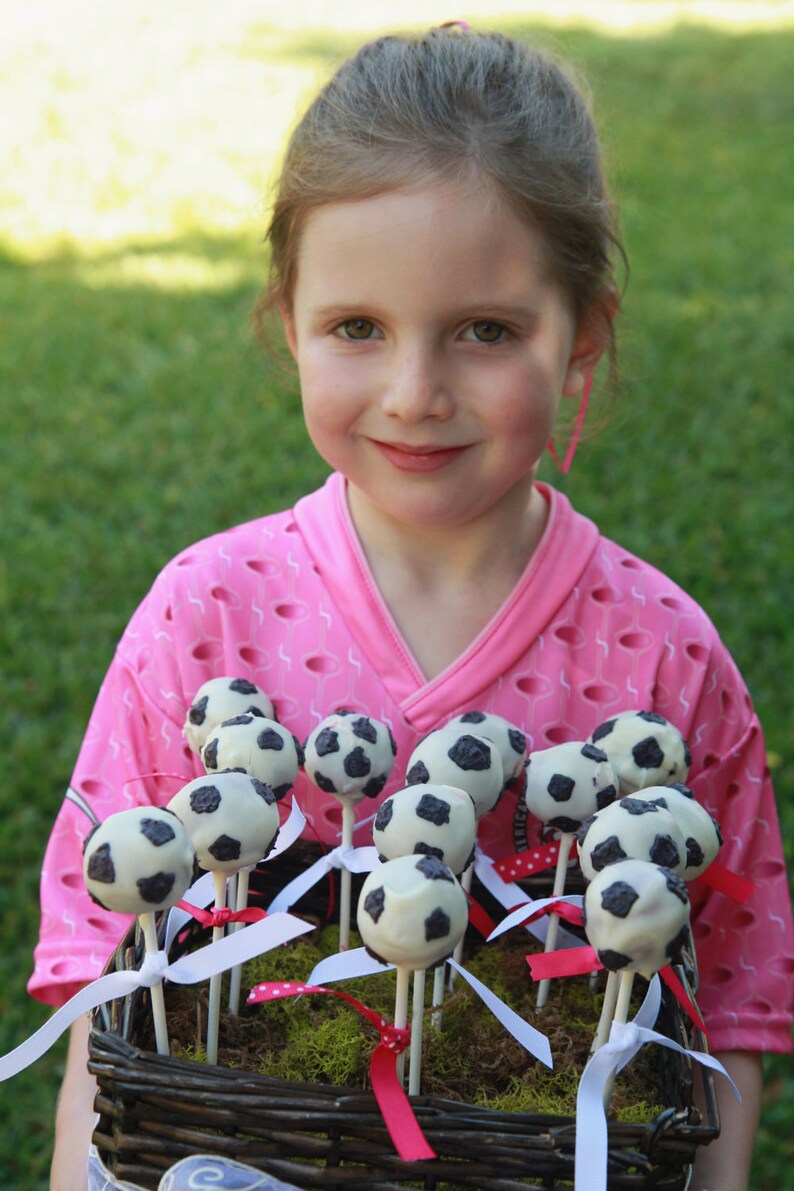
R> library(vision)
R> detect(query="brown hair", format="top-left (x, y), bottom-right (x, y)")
top-left (259, 27), bottom-right (624, 371)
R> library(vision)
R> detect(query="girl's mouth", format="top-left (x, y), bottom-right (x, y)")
top-left (372, 440), bottom-right (469, 473)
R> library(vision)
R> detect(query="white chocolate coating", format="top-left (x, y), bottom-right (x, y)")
top-left (588, 710), bottom-right (691, 794)
top-left (183, 677), bottom-right (275, 753)
top-left (373, 783), bottom-right (476, 875)
top-left (202, 713), bottom-right (304, 800)
top-left (583, 858), bottom-right (691, 978)
top-left (83, 806), bottom-right (196, 915)
top-left (628, 785), bottom-right (722, 879)
top-left (524, 741), bottom-right (617, 832)
top-left (168, 771), bottom-right (280, 874)
top-left (357, 853), bottom-right (468, 971)
top-left (405, 726), bottom-right (502, 819)
top-left (304, 711), bottom-right (397, 805)
top-left (578, 796), bottom-right (686, 881)
top-left (443, 711), bottom-right (527, 785)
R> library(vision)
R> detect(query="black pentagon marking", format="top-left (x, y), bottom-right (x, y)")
top-left (374, 801), bottom-right (394, 832)
top-left (137, 871), bottom-right (176, 905)
top-left (202, 739), bottom-right (219, 769)
top-left (448, 734), bottom-right (491, 771)
top-left (251, 777), bottom-right (276, 805)
top-left (645, 796), bottom-right (669, 811)
top-left (344, 746), bottom-right (372, 780)
top-left (222, 714), bottom-right (255, 728)
top-left (293, 735), bottom-right (306, 766)
top-left (87, 843), bottom-right (115, 884)
top-left (362, 774), bottom-right (387, 799)
top-left (351, 716), bottom-right (378, 744)
top-left (591, 718), bottom-right (616, 743)
top-left (188, 696), bottom-right (209, 726)
top-left (548, 814), bottom-right (581, 834)
top-left (600, 879), bottom-right (640, 918)
top-left (581, 743), bottom-right (608, 764)
top-left (670, 783), bottom-right (694, 799)
top-left (463, 844), bottom-right (476, 871)
top-left (650, 834), bottom-right (681, 868)
top-left (460, 710), bottom-right (486, 724)
top-left (406, 761), bottom-right (430, 785)
top-left (665, 924), bottom-right (689, 963)
top-left (662, 868), bottom-right (689, 905)
top-left (313, 770), bottom-right (338, 794)
top-left (414, 842), bottom-right (445, 860)
top-left (597, 948), bottom-right (632, 972)
top-left (684, 744), bottom-right (692, 767)
top-left (425, 907), bottom-right (451, 942)
top-left (590, 835), bottom-right (627, 871)
top-left (621, 796), bottom-right (659, 816)
top-left (388, 728), bottom-right (398, 756)
top-left (190, 785), bottom-right (222, 814)
top-left (632, 736), bottom-right (665, 770)
top-left (314, 727), bottom-right (340, 757)
top-left (686, 838), bottom-right (705, 869)
top-left (596, 785), bottom-right (617, 810)
top-left (140, 817), bottom-right (176, 847)
top-left (209, 834), bottom-right (242, 863)
top-left (576, 816), bottom-right (596, 846)
top-left (257, 726), bottom-right (285, 751)
top-left (415, 855), bottom-right (454, 882)
top-left (364, 886), bottom-right (386, 923)
top-left (334, 707), bottom-right (355, 716)
top-left (244, 706), bottom-right (266, 720)
top-left (548, 773), bottom-right (575, 802)
top-left (230, 678), bottom-right (258, 695)
top-left (713, 817), bottom-right (724, 846)
top-left (271, 783), bottom-right (291, 801)
top-left (508, 727), bottom-right (527, 754)
top-left (416, 793), bottom-right (451, 827)
top-left (638, 711), bottom-right (667, 725)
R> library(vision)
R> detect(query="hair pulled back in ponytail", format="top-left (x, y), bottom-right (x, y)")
top-left (260, 27), bottom-right (624, 371)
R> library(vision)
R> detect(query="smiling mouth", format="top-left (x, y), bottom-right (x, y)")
top-left (372, 440), bottom-right (469, 473)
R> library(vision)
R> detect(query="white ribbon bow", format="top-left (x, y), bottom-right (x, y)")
top-left (475, 849), bottom-right (582, 947)
top-left (306, 946), bottom-right (552, 1069)
top-left (0, 912), bottom-right (313, 1082)
top-left (267, 844), bottom-right (379, 913)
top-left (574, 976), bottom-right (739, 1191)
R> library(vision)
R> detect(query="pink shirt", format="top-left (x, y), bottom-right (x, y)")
top-left (30, 475), bottom-right (794, 1053)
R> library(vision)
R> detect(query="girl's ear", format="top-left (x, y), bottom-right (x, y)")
top-left (278, 299), bottom-right (298, 360)
top-left (562, 287), bottom-right (619, 397)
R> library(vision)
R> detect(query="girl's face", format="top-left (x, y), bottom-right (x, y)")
top-left (281, 183), bottom-right (602, 537)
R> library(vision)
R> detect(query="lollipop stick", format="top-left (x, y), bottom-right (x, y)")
top-left (602, 969), bottom-right (635, 1110)
top-left (206, 870), bottom-right (228, 1065)
top-left (448, 859), bottom-right (473, 991)
top-left (408, 968), bottom-right (427, 1096)
top-left (339, 800), bottom-right (355, 951)
top-left (394, 966), bottom-right (410, 1086)
top-left (536, 831), bottom-right (573, 1010)
top-left (140, 912), bottom-right (169, 1056)
top-left (591, 970), bottom-right (619, 1055)
top-left (227, 866), bottom-right (251, 1015)
top-left (431, 963), bottom-right (446, 1031)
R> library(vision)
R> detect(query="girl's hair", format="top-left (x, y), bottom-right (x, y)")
top-left (260, 26), bottom-right (624, 369)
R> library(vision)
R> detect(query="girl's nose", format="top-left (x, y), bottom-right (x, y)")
top-left (381, 345), bottom-right (454, 423)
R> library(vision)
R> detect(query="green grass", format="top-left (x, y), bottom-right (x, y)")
top-left (1, 10), bottom-right (792, 1189)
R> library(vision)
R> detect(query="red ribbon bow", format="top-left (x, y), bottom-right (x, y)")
top-left (247, 981), bottom-right (436, 1163)
top-left (176, 901), bottom-right (268, 929)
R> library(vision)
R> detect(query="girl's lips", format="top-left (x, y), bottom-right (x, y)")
top-left (372, 440), bottom-right (469, 473)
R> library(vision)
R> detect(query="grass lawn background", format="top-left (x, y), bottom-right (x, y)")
top-left (1, 3), bottom-right (792, 1186)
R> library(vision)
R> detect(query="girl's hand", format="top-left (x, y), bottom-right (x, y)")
top-left (50, 1016), bottom-right (97, 1191)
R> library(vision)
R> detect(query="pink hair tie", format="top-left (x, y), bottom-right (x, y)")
top-left (547, 373), bottom-right (593, 475)
top-left (440, 19), bottom-right (471, 31)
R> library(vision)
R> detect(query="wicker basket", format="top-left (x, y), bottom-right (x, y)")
top-left (88, 847), bottom-right (720, 1190)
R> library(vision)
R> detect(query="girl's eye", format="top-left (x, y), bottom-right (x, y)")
top-left (465, 320), bottom-right (507, 344)
top-left (337, 318), bottom-right (377, 340)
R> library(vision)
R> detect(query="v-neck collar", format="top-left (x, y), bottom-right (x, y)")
top-left (293, 473), bottom-right (600, 733)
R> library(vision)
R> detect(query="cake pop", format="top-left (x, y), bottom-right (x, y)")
top-left (183, 677), bottom-right (275, 754)
top-left (588, 710), bottom-right (691, 794)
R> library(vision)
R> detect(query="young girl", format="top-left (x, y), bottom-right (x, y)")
top-left (33, 26), bottom-right (792, 1191)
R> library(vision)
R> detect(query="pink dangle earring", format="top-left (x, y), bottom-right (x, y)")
top-left (546, 373), bottom-right (593, 475)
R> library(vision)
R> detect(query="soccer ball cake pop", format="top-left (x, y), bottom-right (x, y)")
top-left (405, 726), bottom-right (502, 819)
top-left (578, 796), bottom-right (686, 882)
top-left (184, 677), bottom-right (275, 754)
top-left (628, 785), bottom-right (722, 879)
top-left (202, 713), bottom-right (304, 800)
top-left (524, 741), bottom-right (617, 834)
top-left (373, 784), bottom-right (477, 876)
top-left (583, 859), bottom-right (691, 979)
top-left (167, 771), bottom-right (280, 873)
top-left (589, 710), bottom-right (691, 794)
top-left (304, 710), bottom-right (397, 804)
top-left (83, 806), bottom-right (196, 916)
top-left (443, 711), bottom-right (528, 787)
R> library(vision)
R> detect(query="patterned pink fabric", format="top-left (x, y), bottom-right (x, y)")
top-left (30, 474), bottom-right (794, 1054)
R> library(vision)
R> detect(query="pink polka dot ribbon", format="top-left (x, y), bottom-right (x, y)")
top-left (494, 838), bottom-right (578, 881)
top-left (247, 981), bottom-right (436, 1163)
